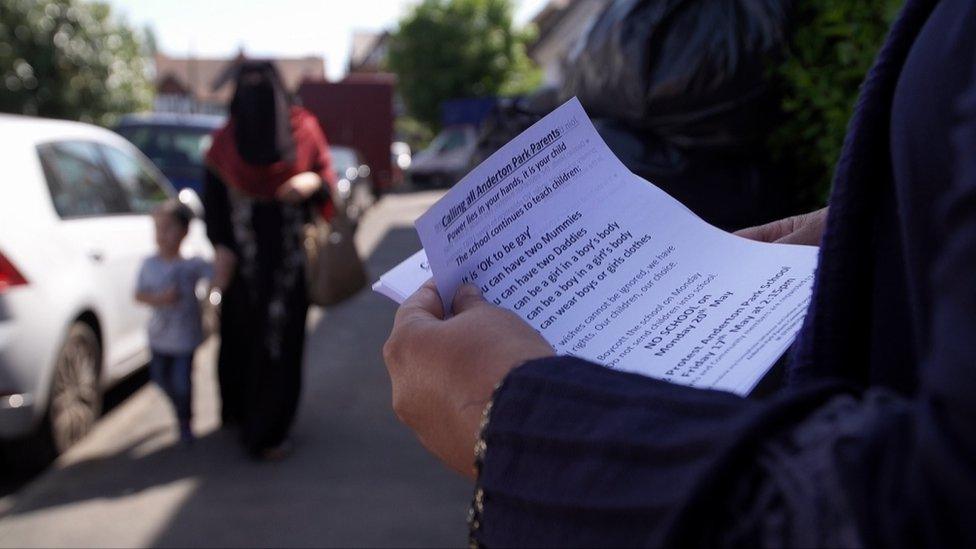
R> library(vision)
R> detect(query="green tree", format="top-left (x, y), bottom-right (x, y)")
top-left (0, 0), bottom-right (153, 125)
top-left (770, 0), bottom-right (902, 205)
top-left (388, 0), bottom-right (540, 131)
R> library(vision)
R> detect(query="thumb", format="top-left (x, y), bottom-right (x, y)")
top-left (395, 279), bottom-right (445, 326)
top-left (452, 284), bottom-right (489, 314)
top-left (734, 218), bottom-right (786, 243)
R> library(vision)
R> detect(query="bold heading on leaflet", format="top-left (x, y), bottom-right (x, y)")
top-left (441, 127), bottom-right (562, 229)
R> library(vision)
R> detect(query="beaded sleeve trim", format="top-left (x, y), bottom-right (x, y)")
top-left (467, 381), bottom-right (503, 549)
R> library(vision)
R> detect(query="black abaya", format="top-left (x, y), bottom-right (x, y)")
top-left (203, 168), bottom-right (314, 454)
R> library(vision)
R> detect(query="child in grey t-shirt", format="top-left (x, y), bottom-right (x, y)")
top-left (135, 200), bottom-right (213, 444)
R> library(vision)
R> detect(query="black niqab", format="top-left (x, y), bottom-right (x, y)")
top-left (227, 61), bottom-right (295, 165)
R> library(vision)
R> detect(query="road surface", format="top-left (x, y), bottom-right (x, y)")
top-left (0, 191), bottom-right (473, 548)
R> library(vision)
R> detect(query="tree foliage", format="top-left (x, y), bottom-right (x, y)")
top-left (770, 0), bottom-right (903, 204)
top-left (0, 0), bottom-right (153, 125)
top-left (388, 0), bottom-right (540, 131)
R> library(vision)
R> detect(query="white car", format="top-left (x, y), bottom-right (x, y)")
top-left (0, 114), bottom-right (213, 459)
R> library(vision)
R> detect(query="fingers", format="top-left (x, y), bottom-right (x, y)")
top-left (774, 209), bottom-right (826, 246)
top-left (275, 182), bottom-right (305, 203)
top-left (386, 281), bottom-right (443, 373)
top-left (775, 217), bottom-right (820, 245)
top-left (279, 173), bottom-right (322, 200)
top-left (395, 279), bottom-right (445, 327)
top-left (290, 172), bottom-right (322, 188)
top-left (393, 281), bottom-right (491, 333)
top-left (735, 208), bottom-right (829, 245)
top-left (734, 218), bottom-right (789, 243)
top-left (452, 284), bottom-right (490, 314)
top-left (733, 225), bottom-right (764, 241)
top-left (299, 172), bottom-right (324, 191)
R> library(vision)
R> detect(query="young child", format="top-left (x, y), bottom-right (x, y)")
top-left (135, 200), bottom-right (213, 444)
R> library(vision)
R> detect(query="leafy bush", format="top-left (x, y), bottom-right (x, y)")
top-left (388, 0), bottom-right (540, 131)
top-left (0, 0), bottom-right (153, 125)
top-left (770, 0), bottom-right (902, 205)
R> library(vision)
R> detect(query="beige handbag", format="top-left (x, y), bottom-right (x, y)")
top-left (304, 210), bottom-right (368, 306)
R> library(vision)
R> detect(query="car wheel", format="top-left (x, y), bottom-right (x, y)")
top-left (46, 322), bottom-right (102, 454)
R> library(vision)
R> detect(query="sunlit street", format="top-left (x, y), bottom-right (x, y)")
top-left (0, 192), bottom-right (469, 548)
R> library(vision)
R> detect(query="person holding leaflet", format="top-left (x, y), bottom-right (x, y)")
top-left (383, 0), bottom-right (975, 546)
top-left (406, 99), bottom-right (818, 396)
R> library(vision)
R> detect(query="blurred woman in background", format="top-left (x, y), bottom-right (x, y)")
top-left (204, 60), bottom-right (335, 460)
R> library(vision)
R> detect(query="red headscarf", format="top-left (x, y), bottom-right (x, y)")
top-left (206, 105), bottom-right (337, 218)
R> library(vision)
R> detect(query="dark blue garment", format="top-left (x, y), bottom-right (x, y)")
top-left (149, 350), bottom-right (193, 425)
top-left (473, 0), bottom-right (976, 546)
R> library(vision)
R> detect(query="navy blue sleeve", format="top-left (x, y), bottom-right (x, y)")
top-left (472, 30), bottom-right (976, 546)
top-left (471, 79), bottom-right (976, 544)
top-left (472, 356), bottom-right (846, 547)
top-left (841, 55), bottom-right (976, 548)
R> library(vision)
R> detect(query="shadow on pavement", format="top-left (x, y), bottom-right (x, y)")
top-left (102, 367), bottom-right (151, 414)
top-left (1, 426), bottom-right (198, 516)
top-left (1, 225), bottom-right (471, 547)
top-left (0, 366), bottom-right (152, 499)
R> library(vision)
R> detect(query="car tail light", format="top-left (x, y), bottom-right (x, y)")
top-left (0, 250), bottom-right (27, 292)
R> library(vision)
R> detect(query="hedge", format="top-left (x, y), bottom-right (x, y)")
top-left (771, 0), bottom-right (903, 206)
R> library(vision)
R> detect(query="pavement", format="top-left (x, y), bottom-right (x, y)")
top-left (0, 191), bottom-right (474, 548)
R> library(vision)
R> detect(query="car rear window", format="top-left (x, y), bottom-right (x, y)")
top-left (99, 144), bottom-right (170, 214)
top-left (37, 141), bottom-right (130, 218)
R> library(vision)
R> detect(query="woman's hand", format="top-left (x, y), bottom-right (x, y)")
top-left (383, 280), bottom-right (555, 478)
top-left (276, 171), bottom-right (323, 203)
top-left (212, 245), bottom-right (237, 292)
top-left (734, 207), bottom-right (829, 246)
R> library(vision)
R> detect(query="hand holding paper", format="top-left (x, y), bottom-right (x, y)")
top-left (383, 279), bottom-right (554, 477)
top-left (378, 98), bottom-right (818, 396)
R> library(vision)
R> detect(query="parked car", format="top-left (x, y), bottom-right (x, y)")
top-left (408, 125), bottom-right (478, 188)
top-left (0, 114), bottom-right (213, 462)
top-left (114, 113), bottom-right (225, 195)
top-left (330, 145), bottom-right (375, 224)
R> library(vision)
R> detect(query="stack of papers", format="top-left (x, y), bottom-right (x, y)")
top-left (371, 249), bottom-right (431, 303)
